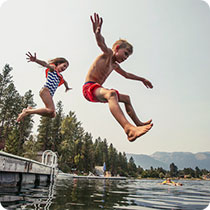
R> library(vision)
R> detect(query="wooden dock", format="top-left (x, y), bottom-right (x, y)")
top-left (0, 151), bottom-right (58, 187)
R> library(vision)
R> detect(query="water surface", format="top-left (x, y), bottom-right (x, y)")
top-left (0, 178), bottom-right (210, 209)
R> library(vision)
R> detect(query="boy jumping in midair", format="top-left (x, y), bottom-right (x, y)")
top-left (83, 13), bottom-right (153, 142)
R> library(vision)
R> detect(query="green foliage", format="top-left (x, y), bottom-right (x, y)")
top-left (0, 64), bottom-right (35, 154)
top-left (22, 135), bottom-right (38, 160)
top-left (33, 103), bottom-right (139, 176)
top-left (37, 116), bottom-right (53, 151)
top-left (51, 101), bottom-right (64, 152)
top-left (136, 164), bottom-right (209, 179)
top-left (58, 111), bottom-right (84, 172)
top-left (81, 133), bottom-right (94, 173)
top-left (127, 156), bottom-right (138, 177)
top-left (169, 162), bottom-right (178, 177)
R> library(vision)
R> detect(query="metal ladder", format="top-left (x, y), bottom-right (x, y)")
top-left (41, 150), bottom-right (58, 182)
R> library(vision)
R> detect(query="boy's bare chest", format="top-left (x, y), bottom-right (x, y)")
top-left (97, 55), bottom-right (113, 70)
top-left (97, 59), bottom-right (113, 76)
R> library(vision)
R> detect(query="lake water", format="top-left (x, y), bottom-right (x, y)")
top-left (0, 178), bottom-right (210, 210)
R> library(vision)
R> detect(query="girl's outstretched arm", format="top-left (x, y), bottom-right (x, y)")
top-left (63, 79), bottom-right (72, 92)
top-left (26, 52), bottom-right (55, 71)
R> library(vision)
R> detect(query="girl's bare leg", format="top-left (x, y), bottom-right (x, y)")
top-left (94, 88), bottom-right (153, 142)
top-left (17, 88), bottom-right (56, 122)
top-left (119, 94), bottom-right (152, 126)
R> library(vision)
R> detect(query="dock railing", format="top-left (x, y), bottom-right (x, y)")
top-left (41, 150), bottom-right (58, 182)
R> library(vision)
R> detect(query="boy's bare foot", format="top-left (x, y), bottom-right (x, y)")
top-left (17, 108), bottom-right (28, 122)
top-left (125, 123), bottom-right (153, 142)
top-left (137, 119), bottom-right (152, 126)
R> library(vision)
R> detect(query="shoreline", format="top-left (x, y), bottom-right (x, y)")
top-left (137, 177), bottom-right (210, 181)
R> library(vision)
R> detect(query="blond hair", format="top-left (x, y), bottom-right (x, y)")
top-left (48, 57), bottom-right (69, 66)
top-left (112, 39), bottom-right (133, 54)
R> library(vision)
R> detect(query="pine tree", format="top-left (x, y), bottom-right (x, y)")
top-left (0, 64), bottom-right (13, 104)
top-left (51, 101), bottom-right (64, 152)
top-left (94, 137), bottom-right (103, 166)
top-left (108, 143), bottom-right (118, 176)
top-left (122, 152), bottom-right (128, 172)
top-left (0, 64), bottom-right (35, 153)
top-left (37, 116), bottom-right (53, 151)
top-left (23, 135), bottom-right (38, 160)
top-left (128, 156), bottom-right (137, 177)
top-left (16, 90), bottom-right (35, 154)
top-left (5, 127), bottom-right (20, 155)
top-left (0, 64), bottom-right (15, 148)
top-left (81, 132), bottom-right (94, 173)
top-left (103, 139), bottom-right (109, 164)
top-left (0, 83), bottom-right (21, 149)
top-left (117, 152), bottom-right (128, 176)
top-left (195, 166), bottom-right (201, 178)
top-left (169, 163), bottom-right (178, 177)
top-left (59, 111), bottom-right (84, 172)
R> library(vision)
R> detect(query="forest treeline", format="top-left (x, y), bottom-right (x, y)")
top-left (0, 65), bottom-right (209, 178)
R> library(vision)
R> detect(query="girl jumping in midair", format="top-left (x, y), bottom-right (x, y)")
top-left (17, 52), bottom-right (71, 122)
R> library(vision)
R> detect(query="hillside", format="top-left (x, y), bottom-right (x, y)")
top-left (126, 152), bottom-right (210, 170)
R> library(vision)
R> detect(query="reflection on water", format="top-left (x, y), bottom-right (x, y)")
top-left (0, 178), bottom-right (210, 210)
top-left (0, 181), bottom-right (55, 210)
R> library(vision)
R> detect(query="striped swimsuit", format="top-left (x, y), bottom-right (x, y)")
top-left (44, 70), bottom-right (61, 97)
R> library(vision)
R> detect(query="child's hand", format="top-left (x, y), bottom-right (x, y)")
top-left (90, 13), bottom-right (103, 34)
top-left (65, 87), bottom-right (72, 92)
top-left (26, 52), bottom-right (36, 62)
top-left (142, 79), bottom-right (153, 89)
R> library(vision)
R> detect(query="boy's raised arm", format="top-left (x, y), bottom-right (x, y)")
top-left (114, 64), bottom-right (153, 89)
top-left (90, 13), bottom-right (112, 54)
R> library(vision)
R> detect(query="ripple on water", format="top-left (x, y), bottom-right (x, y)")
top-left (0, 179), bottom-right (210, 210)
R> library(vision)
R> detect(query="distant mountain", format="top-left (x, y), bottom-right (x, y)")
top-left (126, 152), bottom-right (210, 170)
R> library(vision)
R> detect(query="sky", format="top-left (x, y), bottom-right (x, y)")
top-left (0, 0), bottom-right (209, 155)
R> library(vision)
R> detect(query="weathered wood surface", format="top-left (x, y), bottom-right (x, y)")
top-left (0, 151), bottom-right (53, 175)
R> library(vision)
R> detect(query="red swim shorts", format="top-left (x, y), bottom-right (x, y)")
top-left (82, 81), bottom-right (119, 103)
